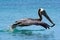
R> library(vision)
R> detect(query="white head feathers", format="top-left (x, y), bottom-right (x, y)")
top-left (40, 8), bottom-right (44, 11)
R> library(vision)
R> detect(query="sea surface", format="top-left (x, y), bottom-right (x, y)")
top-left (0, 0), bottom-right (60, 40)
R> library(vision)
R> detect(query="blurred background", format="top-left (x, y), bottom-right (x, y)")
top-left (0, 0), bottom-right (60, 40)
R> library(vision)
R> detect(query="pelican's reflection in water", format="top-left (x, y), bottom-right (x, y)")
top-left (30, 32), bottom-right (55, 40)
top-left (28, 31), bottom-right (55, 40)
top-left (36, 33), bottom-right (55, 40)
top-left (11, 30), bottom-right (55, 40)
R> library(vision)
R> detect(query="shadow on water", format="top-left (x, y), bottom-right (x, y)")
top-left (0, 29), bottom-right (55, 40)
top-left (12, 29), bottom-right (55, 40)
top-left (13, 29), bottom-right (55, 40)
top-left (0, 29), bottom-right (45, 35)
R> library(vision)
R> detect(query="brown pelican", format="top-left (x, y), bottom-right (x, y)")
top-left (10, 8), bottom-right (55, 31)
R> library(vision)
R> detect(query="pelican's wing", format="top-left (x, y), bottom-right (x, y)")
top-left (39, 22), bottom-right (50, 29)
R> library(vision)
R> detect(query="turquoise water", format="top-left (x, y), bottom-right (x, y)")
top-left (0, 0), bottom-right (60, 40)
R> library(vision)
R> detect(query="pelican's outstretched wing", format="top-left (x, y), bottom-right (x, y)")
top-left (39, 22), bottom-right (50, 29)
top-left (35, 22), bottom-right (50, 29)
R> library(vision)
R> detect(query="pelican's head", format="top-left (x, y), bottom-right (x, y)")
top-left (40, 8), bottom-right (44, 11)
top-left (38, 8), bottom-right (44, 12)
top-left (38, 8), bottom-right (44, 13)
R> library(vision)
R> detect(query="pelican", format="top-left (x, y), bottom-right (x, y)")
top-left (10, 8), bottom-right (55, 31)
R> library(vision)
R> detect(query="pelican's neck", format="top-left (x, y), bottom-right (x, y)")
top-left (38, 8), bottom-right (43, 21)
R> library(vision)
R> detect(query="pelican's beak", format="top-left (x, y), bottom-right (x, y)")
top-left (42, 10), bottom-right (55, 26)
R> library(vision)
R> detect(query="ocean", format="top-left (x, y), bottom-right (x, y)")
top-left (0, 0), bottom-right (60, 40)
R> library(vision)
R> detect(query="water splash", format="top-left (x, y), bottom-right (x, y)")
top-left (0, 29), bottom-right (45, 35)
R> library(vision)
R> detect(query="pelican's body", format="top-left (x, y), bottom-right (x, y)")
top-left (11, 18), bottom-right (50, 29)
top-left (10, 8), bottom-right (55, 31)
top-left (16, 18), bottom-right (40, 26)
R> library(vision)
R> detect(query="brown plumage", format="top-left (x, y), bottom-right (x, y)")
top-left (10, 8), bottom-right (55, 30)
